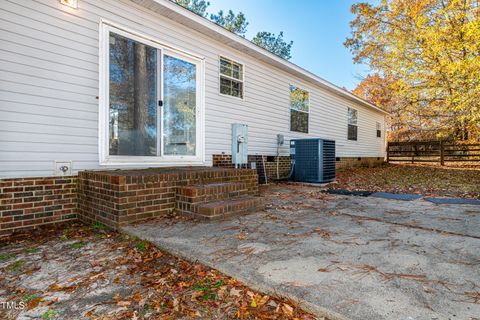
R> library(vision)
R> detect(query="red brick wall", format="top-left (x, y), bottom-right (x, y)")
top-left (77, 168), bottom-right (259, 230)
top-left (213, 154), bottom-right (292, 181)
top-left (0, 176), bottom-right (77, 237)
top-left (212, 154), bottom-right (234, 168)
top-left (213, 154), bottom-right (385, 182)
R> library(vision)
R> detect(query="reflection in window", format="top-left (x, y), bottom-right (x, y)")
top-left (108, 32), bottom-right (157, 156)
top-left (348, 107), bottom-right (358, 141)
top-left (290, 85), bottom-right (309, 133)
top-left (376, 122), bottom-right (381, 138)
top-left (163, 55), bottom-right (196, 156)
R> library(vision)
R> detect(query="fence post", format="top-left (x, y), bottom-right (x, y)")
top-left (440, 140), bottom-right (444, 166)
top-left (411, 144), bottom-right (415, 163)
top-left (386, 142), bottom-right (390, 163)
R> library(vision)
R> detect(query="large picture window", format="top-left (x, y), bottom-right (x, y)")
top-left (219, 57), bottom-right (243, 99)
top-left (348, 107), bottom-right (358, 141)
top-left (101, 24), bottom-right (204, 164)
top-left (290, 85), bottom-right (309, 133)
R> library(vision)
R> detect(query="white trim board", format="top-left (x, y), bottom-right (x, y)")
top-left (98, 20), bottom-right (206, 166)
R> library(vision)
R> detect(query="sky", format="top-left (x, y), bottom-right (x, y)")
top-left (207, 0), bottom-right (370, 90)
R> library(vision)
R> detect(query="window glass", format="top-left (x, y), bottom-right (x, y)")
top-left (376, 122), bottom-right (382, 137)
top-left (163, 55), bottom-right (197, 156)
top-left (219, 57), bottom-right (243, 98)
top-left (348, 107), bottom-right (358, 125)
top-left (348, 107), bottom-right (358, 140)
top-left (290, 85), bottom-right (309, 133)
top-left (108, 32), bottom-right (158, 156)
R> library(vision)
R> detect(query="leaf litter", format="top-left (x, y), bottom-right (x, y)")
top-left (0, 222), bottom-right (318, 320)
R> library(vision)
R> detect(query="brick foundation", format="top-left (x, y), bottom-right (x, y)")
top-left (213, 154), bottom-right (385, 181)
top-left (0, 176), bottom-right (77, 237)
top-left (335, 157), bottom-right (385, 170)
top-left (77, 167), bottom-right (259, 230)
top-left (213, 154), bottom-right (291, 183)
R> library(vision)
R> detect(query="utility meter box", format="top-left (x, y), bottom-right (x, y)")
top-left (231, 123), bottom-right (248, 166)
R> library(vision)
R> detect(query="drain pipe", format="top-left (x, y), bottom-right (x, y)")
top-left (276, 143), bottom-right (280, 180)
top-left (272, 160), bottom-right (295, 181)
top-left (261, 155), bottom-right (268, 184)
top-left (276, 134), bottom-right (284, 180)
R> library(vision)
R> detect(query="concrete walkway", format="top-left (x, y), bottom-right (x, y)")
top-left (124, 185), bottom-right (480, 320)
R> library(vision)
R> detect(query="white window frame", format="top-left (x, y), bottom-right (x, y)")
top-left (348, 107), bottom-right (358, 126)
top-left (289, 84), bottom-right (310, 134)
top-left (347, 107), bottom-right (358, 141)
top-left (218, 56), bottom-right (245, 100)
top-left (376, 121), bottom-right (382, 138)
top-left (99, 20), bottom-right (205, 166)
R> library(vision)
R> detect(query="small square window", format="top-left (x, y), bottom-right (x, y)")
top-left (219, 57), bottom-right (243, 98)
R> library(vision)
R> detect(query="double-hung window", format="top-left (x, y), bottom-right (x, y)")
top-left (376, 122), bottom-right (382, 138)
top-left (219, 57), bottom-right (243, 99)
top-left (290, 85), bottom-right (309, 133)
top-left (348, 107), bottom-right (358, 141)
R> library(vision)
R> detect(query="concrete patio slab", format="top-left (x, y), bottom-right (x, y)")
top-left (124, 185), bottom-right (480, 320)
top-left (332, 195), bottom-right (480, 239)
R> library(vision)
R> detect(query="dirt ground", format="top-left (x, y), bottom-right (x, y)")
top-left (0, 223), bottom-right (316, 320)
top-left (329, 163), bottom-right (480, 198)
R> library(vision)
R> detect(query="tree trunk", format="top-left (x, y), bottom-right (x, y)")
top-left (133, 43), bottom-right (148, 155)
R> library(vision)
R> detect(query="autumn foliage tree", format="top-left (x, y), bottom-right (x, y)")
top-left (346, 0), bottom-right (480, 141)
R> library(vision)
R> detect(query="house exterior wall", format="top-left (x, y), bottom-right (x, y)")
top-left (0, 0), bottom-right (386, 179)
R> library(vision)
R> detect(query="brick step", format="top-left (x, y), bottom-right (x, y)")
top-left (195, 195), bottom-right (264, 220)
top-left (177, 182), bottom-right (249, 203)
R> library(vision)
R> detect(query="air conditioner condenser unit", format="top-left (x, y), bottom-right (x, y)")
top-left (290, 138), bottom-right (336, 183)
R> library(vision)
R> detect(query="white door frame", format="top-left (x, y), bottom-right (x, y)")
top-left (98, 20), bottom-right (205, 166)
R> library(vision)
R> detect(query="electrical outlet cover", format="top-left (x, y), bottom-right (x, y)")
top-left (55, 161), bottom-right (72, 176)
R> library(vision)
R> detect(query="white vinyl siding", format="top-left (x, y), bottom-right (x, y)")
top-left (0, 0), bottom-right (386, 178)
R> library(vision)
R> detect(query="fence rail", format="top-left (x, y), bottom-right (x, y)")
top-left (387, 141), bottom-right (480, 165)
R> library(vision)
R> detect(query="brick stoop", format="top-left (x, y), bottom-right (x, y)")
top-left (176, 182), bottom-right (263, 220)
top-left (196, 196), bottom-right (264, 220)
top-left (77, 167), bottom-right (261, 229)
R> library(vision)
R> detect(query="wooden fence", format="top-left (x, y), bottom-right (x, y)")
top-left (387, 141), bottom-right (480, 165)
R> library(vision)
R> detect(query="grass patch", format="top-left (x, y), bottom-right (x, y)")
top-left (192, 278), bottom-right (224, 301)
top-left (69, 241), bottom-right (86, 250)
top-left (22, 293), bottom-right (40, 302)
top-left (7, 259), bottom-right (25, 272)
top-left (0, 252), bottom-right (15, 262)
top-left (136, 241), bottom-right (148, 253)
top-left (41, 309), bottom-right (58, 320)
top-left (89, 222), bottom-right (107, 231)
top-left (60, 229), bottom-right (70, 241)
top-left (25, 247), bottom-right (40, 254)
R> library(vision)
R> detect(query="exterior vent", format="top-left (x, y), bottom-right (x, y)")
top-left (290, 138), bottom-right (336, 183)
